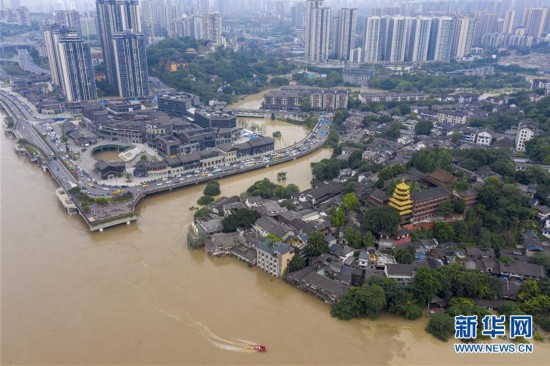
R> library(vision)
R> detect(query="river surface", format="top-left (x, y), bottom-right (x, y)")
top-left (1, 111), bottom-right (550, 365)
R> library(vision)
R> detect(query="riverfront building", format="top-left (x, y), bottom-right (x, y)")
top-left (256, 239), bottom-right (295, 278)
top-left (194, 110), bottom-right (237, 129)
top-left (263, 86), bottom-right (348, 111)
top-left (43, 24), bottom-right (97, 102)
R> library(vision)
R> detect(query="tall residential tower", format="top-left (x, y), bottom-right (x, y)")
top-left (304, 0), bottom-right (331, 63)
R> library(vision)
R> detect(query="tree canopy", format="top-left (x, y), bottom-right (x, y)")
top-left (221, 209), bottom-right (261, 232)
top-left (363, 206), bottom-right (400, 235)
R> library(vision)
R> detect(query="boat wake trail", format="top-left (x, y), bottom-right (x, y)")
top-left (197, 324), bottom-right (258, 353)
top-left (151, 300), bottom-right (258, 353)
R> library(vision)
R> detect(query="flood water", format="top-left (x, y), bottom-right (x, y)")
top-left (93, 150), bottom-right (124, 161)
top-left (1, 111), bottom-right (549, 365)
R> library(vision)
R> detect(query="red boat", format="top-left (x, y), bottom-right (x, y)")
top-left (254, 345), bottom-right (267, 352)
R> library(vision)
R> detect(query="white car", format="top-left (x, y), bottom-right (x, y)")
top-left (102, 187), bottom-right (110, 191)
top-left (156, 183), bottom-right (162, 186)
top-left (166, 180), bottom-right (173, 184)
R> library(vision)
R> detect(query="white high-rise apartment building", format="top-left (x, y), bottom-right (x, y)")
top-left (203, 13), bottom-right (222, 46)
top-left (502, 10), bottom-right (515, 34)
top-left (429, 16), bottom-right (455, 62)
top-left (337, 8), bottom-right (357, 61)
top-left (451, 17), bottom-right (475, 59)
top-left (521, 7), bottom-right (548, 38)
top-left (387, 16), bottom-right (412, 63)
top-left (363, 16), bottom-right (385, 63)
top-left (304, 0), bottom-right (331, 63)
top-left (410, 17), bottom-right (432, 63)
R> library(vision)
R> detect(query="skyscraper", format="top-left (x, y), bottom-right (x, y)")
top-left (96, 0), bottom-right (141, 84)
top-left (521, 7), bottom-right (548, 38)
top-left (410, 17), bottom-right (432, 63)
top-left (203, 13), bottom-right (222, 46)
top-left (112, 32), bottom-right (150, 98)
top-left (386, 16), bottom-right (413, 63)
top-left (451, 17), bottom-right (475, 59)
top-left (43, 24), bottom-right (64, 86)
top-left (330, 15), bottom-right (341, 57)
top-left (363, 16), bottom-right (386, 63)
top-left (502, 9), bottom-right (515, 34)
top-left (337, 8), bottom-right (357, 61)
top-left (428, 16), bottom-right (455, 62)
top-left (304, 0), bottom-right (331, 63)
top-left (57, 33), bottom-right (98, 102)
top-left (43, 25), bottom-right (97, 102)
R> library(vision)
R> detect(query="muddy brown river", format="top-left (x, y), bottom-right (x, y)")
top-left (1, 111), bottom-right (549, 365)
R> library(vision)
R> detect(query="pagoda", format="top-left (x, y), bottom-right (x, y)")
top-left (388, 181), bottom-right (413, 221)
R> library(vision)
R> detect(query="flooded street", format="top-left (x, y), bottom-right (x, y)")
top-left (93, 150), bottom-right (124, 161)
top-left (1, 110), bottom-right (549, 365)
top-left (238, 117), bottom-right (307, 150)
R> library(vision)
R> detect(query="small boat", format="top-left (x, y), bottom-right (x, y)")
top-left (254, 345), bottom-right (267, 352)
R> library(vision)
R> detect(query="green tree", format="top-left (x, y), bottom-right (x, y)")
top-left (399, 302), bottom-right (423, 320)
top-left (432, 222), bottom-right (455, 242)
top-left (276, 171), bottom-right (287, 183)
top-left (343, 192), bottom-right (361, 211)
top-left (305, 231), bottom-right (329, 257)
top-left (364, 206), bottom-right (400, 235)
top-left (412, 267), bottom-right (441, 305)
top-left (203, 180), bottom-right (221, 196)
top-left (331, 289), bottom-right (362, 320)
top-left (395, 246), bottom-right (416, 264)
top-left (197, 195), bottom-right (214, 205)
top-left (288, 254), bottom-right (306, 273)
top-left (347, 150), bottom-right (364, 169)
top-left (438, 200), bottom-right (454, 217)
top-left (530, 253), bottom-right (550, 276)
top-left (311, 158), bottom-right (342, 181)
top-left (363, 231), bottom-right (375, 247)
top-left (355, 285), bottom-right (387, 319)
top-left (449, 177), bottom-right (468, 192)
top-left (382, 121), bottom-right (401, 141)
top-left (345, 227), bottom-right (362, 249)
top-left (414, 120), bottom-right (433, 136)
top-left (332, 207), bottom-right (347, 227)
top-left (61, 135), bottom-right (69, 143)
top-left (95, 197), bottom-right (109, 206)
top-left (426, 314), bottom-right (455, 342)
top-left (367, 276), bottom-right (407, 314)
top-left (410, 148), bottom-right (452, 173)
top-left (221, 209), bottom-right (261, 232)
